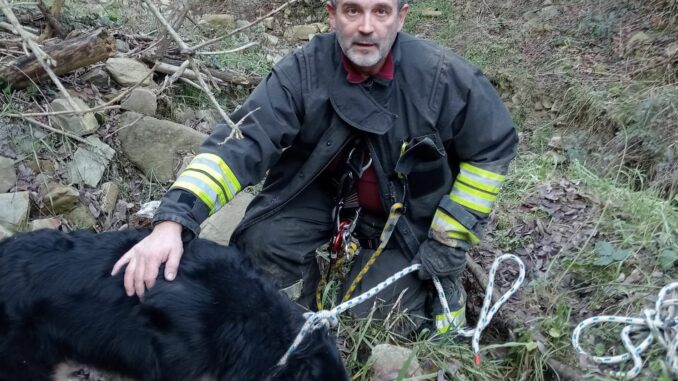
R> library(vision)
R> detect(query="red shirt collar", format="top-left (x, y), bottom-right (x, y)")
top-left (341, 51), bottom-right (394, 84)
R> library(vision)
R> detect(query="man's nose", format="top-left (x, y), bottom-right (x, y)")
top-left (358, 13), bottom-right (374, 34)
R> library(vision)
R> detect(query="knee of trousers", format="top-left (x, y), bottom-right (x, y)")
top-left (233, 221), bottom-right (306, 286)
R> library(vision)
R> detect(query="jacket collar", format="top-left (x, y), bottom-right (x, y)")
top-left (341, 52), bottom-right (394, 84)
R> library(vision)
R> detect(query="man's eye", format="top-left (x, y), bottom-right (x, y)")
top-left (346, 8), bottom-right (358, 16)
top-left (375, 8), bottom-right (388, 16)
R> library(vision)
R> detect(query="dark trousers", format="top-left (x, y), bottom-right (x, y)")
top-left (234, 180), bottom-right (428, 332)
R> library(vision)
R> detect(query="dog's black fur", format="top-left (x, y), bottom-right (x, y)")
top-left (0, 229), bottom-right (349, 381)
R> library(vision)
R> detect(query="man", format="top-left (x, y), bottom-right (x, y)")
top-left (112, 0), bottom-right (517, 335)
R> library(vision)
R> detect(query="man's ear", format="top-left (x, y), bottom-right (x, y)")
top-left (326, 1), bottom-right (337, 30)
top-left (397, 4), bottom-right (409, 31)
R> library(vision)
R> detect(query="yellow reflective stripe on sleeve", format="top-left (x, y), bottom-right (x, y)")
top-left (185, 162), bottom-right (233, 201)
top-left (171, 176), bottom-right (219, 213)
top-left (192, 153), bottom-right (241, 201)
top-left (451, 181), bottom-right (497, 214)
top-left (457, 173), bottom-right (501, 194)
top-left (460, 162), bottom-right (506, 181)
top-left (450, 184), bottom-right (495, 215)
top-left (451, 194), bottom-right (492, 214)
top-left (173, 171), bottom-right (226, 207)
top-left (458, 163), bottom-right (505, 195)
top-left (432, 211), bottom-right (480, 245)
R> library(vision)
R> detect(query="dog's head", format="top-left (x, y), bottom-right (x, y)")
top-left (268, 326), bottom-right (349, 381)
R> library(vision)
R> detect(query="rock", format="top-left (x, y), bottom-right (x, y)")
top-left (49, 97), bottom-right (99, 136)
top-left (263, 17), bottom-right (274, 30)
top-left (29, 217), bottom-right (62, 231)
top-left (0, 191), bottom-right (30, 231)
top-left (100, 182), bottom-right (119, 215)
top-left (42, 184), bottom-right (79, 214)
top-left (523, 10), bottom-right (539, 21)
top-left (117, 112), bottom-right (207, 183)
top-left (200, 192), bottom-right (255, 246)
top-left (0, 224), bottom-right (12, 239)
top-left (539, 5), bottom-right (559, 20)
top-left (105, 58), bottom-right (154, 87)
top-left (542, 0), bottom-right (553, 4)
top-left (129, 200), bottom-right (160, 229)
top-left (548, 135), bottom-right (563, 150)
top-left (0, 156), bottom-right (16, 192)
top-left (115, 39), bottom-right (129, 53)
top-left (202, 14), bottom-right (236, 28)
top-left (65, 205), bottom-right (96, 229)
top-left (236, 20), bottom-right (249, 29)
top-left (27, 158), bottom-right (56, 174)
top-left (369, 344), bottom-right (422, 381)
top-left (67, 137), bottom-right (115, 188)
top-left (542, 99), bottom-right (553, 110)
top-left (285, 24), bottom-right (320, 41)
top-left (262, 33), bottom-right (279, 46)
top-left (315, 23), bottom-right (329, 33)
top-left (81, 68), bottom-right (110, 87)
top-left (666, 42), bottom-right (678, 58)
top-left (121, 88), bottom-right (157, 116)
top-left (626, 31), bottom-right (651, 54)
top-left (421, 8), bottom-right (443, 17)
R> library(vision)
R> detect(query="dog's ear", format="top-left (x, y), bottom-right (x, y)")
top-left (271, 327), bottom-right (348, 381)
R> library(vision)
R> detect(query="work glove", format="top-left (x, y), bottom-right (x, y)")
top-left (414, 238), bottom-right (466, 281)
top-left (413, 239), bottom-right (467, 334)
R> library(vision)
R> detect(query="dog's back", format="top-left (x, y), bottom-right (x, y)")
top-left (0, 229), bottom-right (348, 381)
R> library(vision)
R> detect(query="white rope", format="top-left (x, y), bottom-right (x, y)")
top-left (277, 254), bottom-right (525, 366)
top-left (572, 282), bottom-right (678, 379)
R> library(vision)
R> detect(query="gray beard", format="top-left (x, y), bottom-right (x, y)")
top-left (345, 46), bottom-right (383, 68)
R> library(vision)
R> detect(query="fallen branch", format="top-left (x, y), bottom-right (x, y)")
top-left (0, 28), bottom-right (116, 89)
top-left (158, 57), bottom-right (259, 85)
top-left (0, 20), bottom-right (38, 38)
top-left (465, 254), bottom-right (585, 381)
top-left (0, 0), bottom-right (82, 113)
top-left (23, 116), bottom-right (97, 146)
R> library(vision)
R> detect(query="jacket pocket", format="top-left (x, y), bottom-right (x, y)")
top-left (395, 133), bottom-right (448, 198)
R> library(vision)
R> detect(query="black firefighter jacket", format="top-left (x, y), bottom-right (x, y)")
top-left (153, 32), bottom-right (518, 259)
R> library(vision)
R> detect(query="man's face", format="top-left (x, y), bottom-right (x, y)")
top-left (327, 0), bottom-right (408, 73)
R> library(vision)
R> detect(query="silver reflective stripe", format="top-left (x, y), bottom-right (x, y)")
top-left (191, 156), bottom-right (238, 198)
top-left (450, 187), bottom-right (494, 210)
top-left (459, 167), bottom-right (503, 189)
top-left (175, 173), bottom-right (223, 209)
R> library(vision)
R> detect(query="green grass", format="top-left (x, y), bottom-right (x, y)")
top-left (209, 35), bottom-right (274, 78)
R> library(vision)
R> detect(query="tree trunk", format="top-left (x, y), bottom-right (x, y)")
top-left (0, 28), bottom-right (116, 89)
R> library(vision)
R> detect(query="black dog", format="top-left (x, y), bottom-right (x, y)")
top-left (0, 229), bottom-right (349, 381)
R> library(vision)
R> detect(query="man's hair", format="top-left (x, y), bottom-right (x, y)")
top-left (329, 0), bottom-right (408, 9)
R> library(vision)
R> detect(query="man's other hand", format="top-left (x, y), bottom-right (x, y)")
top-left (111, 221), bottom-right (184, 298)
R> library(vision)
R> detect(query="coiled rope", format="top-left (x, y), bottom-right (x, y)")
top-left (572, 282), bottom-right (678, 379)
top-left (278, 254), bottom-right (526, 366)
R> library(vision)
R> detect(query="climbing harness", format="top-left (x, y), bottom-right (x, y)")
top-left (572, 282), bottom-right (678, 379)
top-left (316, 141), bottom-right (372, 310)
top-left (279, 249), bottom-right (526, 367)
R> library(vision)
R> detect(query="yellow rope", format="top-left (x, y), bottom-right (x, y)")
top-left (341, 203), bottom-right (403, 302)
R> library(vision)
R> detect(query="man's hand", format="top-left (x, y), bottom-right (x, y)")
top-left (414, 238), bottom-right (466, 280)
top-left (111, 221), bottom-right (184, 298)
